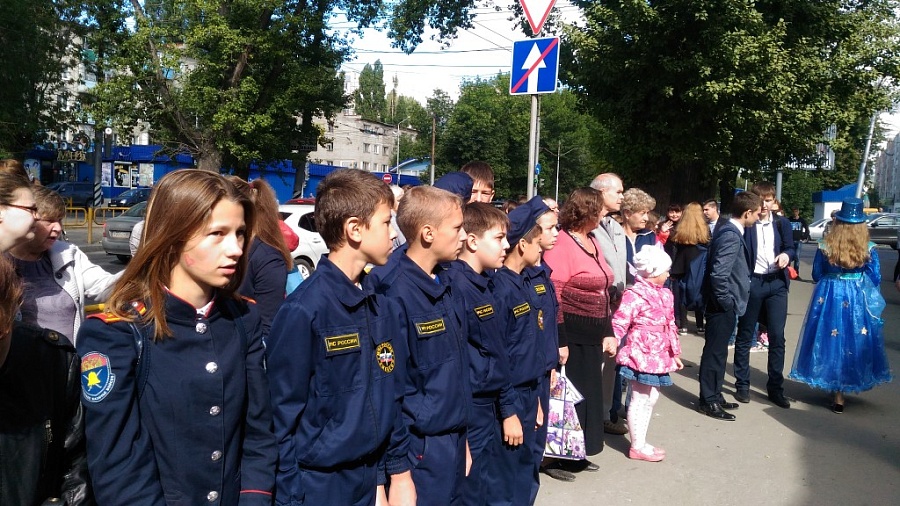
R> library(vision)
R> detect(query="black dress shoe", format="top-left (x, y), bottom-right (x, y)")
top-left (768, 392), bottom-right (791, 409)
top-left (720, 401), bottom-right (739, 410)
top-left (697, 402), bottom-right (736, 421)
top-left (541, 465), bottom-right (576, 482)
top-left (734, 390), bottom-right (750, 403)
top-left (559, 459), bottom-right (599, 473)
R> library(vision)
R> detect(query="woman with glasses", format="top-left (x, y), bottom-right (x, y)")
top-left (1, 161), bottom-right (38, 252)
top-left (7, 186), bottom-right (121, 345)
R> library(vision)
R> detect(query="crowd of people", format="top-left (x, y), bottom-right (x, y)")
top-left (0, 156), bottom-right (893, 506)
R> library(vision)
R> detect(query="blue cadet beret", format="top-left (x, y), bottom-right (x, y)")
top-left (434, 172), bottom-right (473, 201)
top-left (507, 196), bottom-right (551, 244)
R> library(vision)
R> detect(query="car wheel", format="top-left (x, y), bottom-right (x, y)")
top-left (116, 255), bottom-right (131, 263)
top-left (295, 258), bottom-right (314, 279)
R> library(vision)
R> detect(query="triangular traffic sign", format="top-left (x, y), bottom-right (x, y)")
top-left (519, 0), bottom-right (557, 34)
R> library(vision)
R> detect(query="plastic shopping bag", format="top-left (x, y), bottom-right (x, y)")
top-left (544, 366), bottom-right (586, 460)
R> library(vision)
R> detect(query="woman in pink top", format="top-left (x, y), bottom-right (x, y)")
top-left (604, 245), bottom-right (684, 462)
top-left (543, 188), bottom-right (615, 472)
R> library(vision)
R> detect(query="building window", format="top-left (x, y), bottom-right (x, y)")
top-left (383, 146), bottom-right (389, 156)
top-left (373, 144), bottom-right (380, 154)
top-left (362, 161), bottom-right (370, 170)
top-left (382, 164), bottom-right (388, 171)
top-left (363, 143), bottom-right (371, 153)
top-left (326, 143), bottom-right (334, 152)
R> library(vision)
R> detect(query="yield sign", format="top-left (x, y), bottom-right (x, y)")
top-left (519, 0), bottom-right (557, 34)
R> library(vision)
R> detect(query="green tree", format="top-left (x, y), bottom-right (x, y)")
top-left (563, 0), bottom-right (900, 209)
top-left (355, 60), bottom-right (386, 121)
top-left (0, 0), bottom-right (80, 158)
top-left (81, 0), bottom-right (487, 186)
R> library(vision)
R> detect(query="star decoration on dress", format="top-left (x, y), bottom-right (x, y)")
top-left (831, 329), bottom-right (839, 337)
top-left (861, 327), bottom-right (868, 335)
top-left (842, 301), bottom-right (850, 308)
top-left (818, 297), bottom-right (825, 304)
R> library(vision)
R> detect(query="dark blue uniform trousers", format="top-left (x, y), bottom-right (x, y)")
top-left (409, 430), bottom-right (466, 506)
top-left (529, 372), bottom-right (550, 504)
top-left (462, 396), bottom-right (501, 505)
top-left (699, 307), bottom-right (737, 404)
top-left (734, 276), bottom-right (788, 395)
top-left (486, 383), bottom-right (539, 506)
top-left (295, 455), bottom-right (380, 506)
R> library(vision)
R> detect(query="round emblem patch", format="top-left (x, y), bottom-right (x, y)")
top-left (376, 342), bottom-right (395, 373)
top-left (538, 309), bottom-right (544, 331)
top-left (81, 352), bottom-right (116, 403)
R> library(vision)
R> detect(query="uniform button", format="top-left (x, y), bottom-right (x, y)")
top-left (196, 321), bottom-right (208, 334)
top-left (209, 405), bottom-right (221, 416)
top-left (211, 450), bottom-right (222, 461)
top-left (205, 362), bottom-right (218, 373)
top-left (47, 331), bottom-right (60, 341)
top-left (56, 272), bottom-right (63, 279)
top-left (207, 491), bottom-right (219, 502)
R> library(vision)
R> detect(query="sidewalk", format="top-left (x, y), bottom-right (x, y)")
top-left (536, 255), bottom-right (900, 505)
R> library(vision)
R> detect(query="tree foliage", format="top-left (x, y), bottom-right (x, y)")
top-left (0, 0), bottom-right (81, 158)
top-left (354, 60), bottom-right (386, 121)
top-left (81, 0), bottom-right (487, 179)
top-left (563, 0), bottom-right (900, 207)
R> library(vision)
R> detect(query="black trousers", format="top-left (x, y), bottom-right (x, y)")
top-left (699, 306), bottom-right (737, 404)
top-left (734, 276), bottom-right (788, 394)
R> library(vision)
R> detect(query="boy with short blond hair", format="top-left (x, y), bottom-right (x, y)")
top-left (267, 168), bottom-right (404, 505)
top-left (370, 185), bottom-right (470, 506)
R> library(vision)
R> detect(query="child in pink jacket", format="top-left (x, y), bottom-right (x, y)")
top-left (603, 245), bottom-right (683, 462)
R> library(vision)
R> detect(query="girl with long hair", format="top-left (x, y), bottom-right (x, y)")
top-left (671, 202), bottom-right (711, 334)
top-left (77, 169), bottom-right (275, 504)
top-left (790, 198), bottom-right (892, 413)
top-left (230, 177), bottom-right (292, 337)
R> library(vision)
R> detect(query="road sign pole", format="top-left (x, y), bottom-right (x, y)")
top-left (527, 94), bottom-right (539, 199)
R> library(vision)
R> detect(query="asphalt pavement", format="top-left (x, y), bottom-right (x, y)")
top-left (67, 224), bottom-right (900, 505)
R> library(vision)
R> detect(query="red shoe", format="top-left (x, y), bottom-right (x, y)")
top-left (629, 446), bottom-right (665, 462)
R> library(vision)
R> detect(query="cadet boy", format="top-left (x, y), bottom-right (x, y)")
top-left (369, 185), bottom-right (469, 506)
top-left (447, 202), bottom-right (520, 504)
top-left (460, 161), bottom-right (495, 203)
top-left (488, 198), bottom-right (553, 505)
top-left (266, 169), bottom-right (404, 505)
top-left (519, 197), bottom-right (562, 496)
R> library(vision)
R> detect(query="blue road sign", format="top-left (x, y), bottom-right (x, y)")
top-left (510, 37), bottom-right (560, 95)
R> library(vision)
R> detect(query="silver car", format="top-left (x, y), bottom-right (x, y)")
top-left (101, 201), bottom-right (147, 262)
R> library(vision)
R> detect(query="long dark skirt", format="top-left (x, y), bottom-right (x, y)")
top-left (565, 342), bottom-right (606, 456)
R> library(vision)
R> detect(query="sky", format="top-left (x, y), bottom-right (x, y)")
top-left (336, 1), bottom-right (900, 148)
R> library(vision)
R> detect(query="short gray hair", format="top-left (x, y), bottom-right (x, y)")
top-left (621, 188), bottom-right (656, 214)
top-left (590, 172), bottom-right (622, 192)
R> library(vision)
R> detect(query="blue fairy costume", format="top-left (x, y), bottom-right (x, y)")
top-left (789, 201), bottom-right (892, 394)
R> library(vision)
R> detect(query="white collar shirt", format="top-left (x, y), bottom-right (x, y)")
top-left (754, 216), bottom-right (777, 274)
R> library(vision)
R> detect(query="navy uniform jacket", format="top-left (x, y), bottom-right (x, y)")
top-left (446, 260), bottom-right (516, 419)
top-left (266, 257), bottom-right (406, 500)
top-left (238, 237), bottom-right (288, 339)
top-left (489, 266), bottom-right (545, 388)
top-left (525, 264), bottom-right (560, 373)
top-left (369, 253), bottom-right (469, 473)
top-left (77, 294), bottom-right (276, 506)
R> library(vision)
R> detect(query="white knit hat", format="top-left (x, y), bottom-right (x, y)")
top-left (633, 244), bottom-right (671, 278)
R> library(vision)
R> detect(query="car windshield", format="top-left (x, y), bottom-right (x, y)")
top-left (122, 201), bottom-right (147, 217)
top-left (119, 189), bottom-right (138, 198)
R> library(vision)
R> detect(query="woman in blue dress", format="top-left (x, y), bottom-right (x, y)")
top-left (790, 198), bottom-right (892, 413)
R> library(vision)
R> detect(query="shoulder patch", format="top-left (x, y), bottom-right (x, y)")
top-left (86, 312), bottom-right (124, 324)
top-left (474, 304), bottom-right (494, 319)
top-left (534, 284), bottom-right (547, 295)
top-left (81, 352), bottom-right (116, 403)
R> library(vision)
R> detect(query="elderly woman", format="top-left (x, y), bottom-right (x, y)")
top-left (670, 202), bottom-right (711, 334)
top-left (621, 188), bottom-right (659, 287)
top-left (543, 188), bottom-right (615, 473)
top-left (8, 186), bottom-right (121, 345)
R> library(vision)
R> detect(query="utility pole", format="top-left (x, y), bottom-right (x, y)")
top-left (430, 114), bottom-right (436, 185)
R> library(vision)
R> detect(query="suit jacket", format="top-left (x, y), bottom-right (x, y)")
top-left (704, 221), bottom-right (752, 316)
top-left (744, 215), bottom-right (795, 289)
top-left (594, 216), bottom-right (627, 304)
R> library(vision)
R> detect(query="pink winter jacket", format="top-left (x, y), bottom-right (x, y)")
top-left (612, 276), bottom-right (682, 374)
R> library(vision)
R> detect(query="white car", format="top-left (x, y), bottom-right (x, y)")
top-left (279, 204), bottom-right (327, 279)
top-left (806, 218), bottom-right (830, 242)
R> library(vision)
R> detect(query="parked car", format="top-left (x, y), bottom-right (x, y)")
top-left (111, 187), bottom-right (152, 207)
top-left (866, 213), bottom-right (900, 247)
top-left (101, 201), bottom-right (147, 262)
top-left (806, 218), bottom-right (830, 242)
top-left (279, 204), bottom-right (328, 278)
top-left (46, 181), bottom-right (100, 208)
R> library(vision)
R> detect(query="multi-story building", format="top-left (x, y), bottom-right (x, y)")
top-left (308, 110), bottom-right (417, 172)
top-left (874, 134), bottom-right (900, 211)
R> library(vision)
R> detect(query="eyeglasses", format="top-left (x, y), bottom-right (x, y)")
top-left (3, 203), bottom-right (39, 217)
